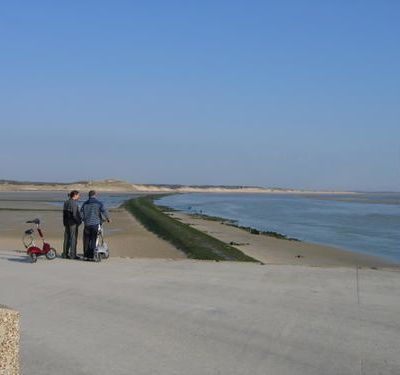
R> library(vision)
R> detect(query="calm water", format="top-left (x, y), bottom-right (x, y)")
top-left (49, 193), bottom-right (138, 208)
top-left (156, 193), bottom-right (400, 263)
top-left (0, 191), bottom-right (138, 209)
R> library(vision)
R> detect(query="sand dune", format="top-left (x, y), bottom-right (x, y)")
top-left (0, 179), bottom-right (354, 194)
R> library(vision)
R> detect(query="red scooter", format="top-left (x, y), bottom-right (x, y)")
top-left (23, 218), bottom-right (57, 263)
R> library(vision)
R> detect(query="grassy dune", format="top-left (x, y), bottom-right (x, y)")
top-left (124, 196), bottom-right (259, 262)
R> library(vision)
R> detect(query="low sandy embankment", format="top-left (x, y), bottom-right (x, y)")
top-left (0, 195), bottom-right (184, 260)
top-left (167, 212), bottom-right (397, 268)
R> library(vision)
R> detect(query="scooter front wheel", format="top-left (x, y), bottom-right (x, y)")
top-left (46, 248), bottom-right (57, 260)
top-left (30, 253), bottom-right (37, 263)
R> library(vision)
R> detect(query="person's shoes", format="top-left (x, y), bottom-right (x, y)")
top-left (61, 254), bottom-right (70, 259)
top-left (72, 256), bottom-right (80, 260)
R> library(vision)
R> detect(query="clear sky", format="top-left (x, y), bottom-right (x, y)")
top-left (1, 1), bottom-right (399, 191)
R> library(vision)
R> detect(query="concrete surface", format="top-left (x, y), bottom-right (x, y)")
top-left (0, 250), bottom-right (399, 375)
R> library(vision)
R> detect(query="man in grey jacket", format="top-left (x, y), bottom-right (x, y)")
top-left (80, 190), bottom-right (110, 259)
top-left (62, 190), bottom-right (82, 259)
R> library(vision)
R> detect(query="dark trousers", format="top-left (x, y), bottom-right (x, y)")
top-left (83, 225), bottom-right (98, 259)
top-left (63, 224), bottom-right (79, 258)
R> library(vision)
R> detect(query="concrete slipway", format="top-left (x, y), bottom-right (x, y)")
top-left (0, 250), bottom-right (399, 375)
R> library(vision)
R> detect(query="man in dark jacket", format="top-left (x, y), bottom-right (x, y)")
top-left (80, 190), bottom-right (110, 259)
top-left (62, 190), bottom-right (82, 259)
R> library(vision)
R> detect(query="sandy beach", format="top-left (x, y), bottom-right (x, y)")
top-left (0, 192), bottom-right (185, 260)
top-left (167, 212), bottom-right (397, 268)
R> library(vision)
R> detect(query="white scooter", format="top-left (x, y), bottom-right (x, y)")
top-left (93, 224), bottom-right (110, 262)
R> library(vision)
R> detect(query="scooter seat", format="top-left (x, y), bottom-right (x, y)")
top-left (25, 229), bottom-right (34, 235)
top-left (26, 218), bottom-right (40, 224)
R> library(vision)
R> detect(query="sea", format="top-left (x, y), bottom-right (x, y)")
top-left (155, 193), bottom-right (400, 264)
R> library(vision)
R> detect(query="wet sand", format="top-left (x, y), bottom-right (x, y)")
top-left (168, 212), bottom-right (397, 268)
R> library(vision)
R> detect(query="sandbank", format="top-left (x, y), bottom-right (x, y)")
top-left (167, 212), bottom-right (397, 268)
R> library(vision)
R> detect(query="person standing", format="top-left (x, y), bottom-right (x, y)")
top-left (62, 190), bottom-right (82, 259)
top-left (80, 190), bottom-right (110, 259)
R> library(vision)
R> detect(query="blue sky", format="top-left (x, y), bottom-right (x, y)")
top-left (0, 1), bottom-right (399, 191)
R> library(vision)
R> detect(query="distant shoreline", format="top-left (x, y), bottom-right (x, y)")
top-left (0, 179), bottom-right (357, 195)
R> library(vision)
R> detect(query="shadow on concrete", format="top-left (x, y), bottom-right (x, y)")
top-left (3, 256), bottom-right (31, 263)
top-left (0, 250), bottom-right (30, 263)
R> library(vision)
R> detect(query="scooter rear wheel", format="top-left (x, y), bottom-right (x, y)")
top-left (30, 253), bottom-right (37, 263)
top-left (46, 248), bottom-right (57, 260)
